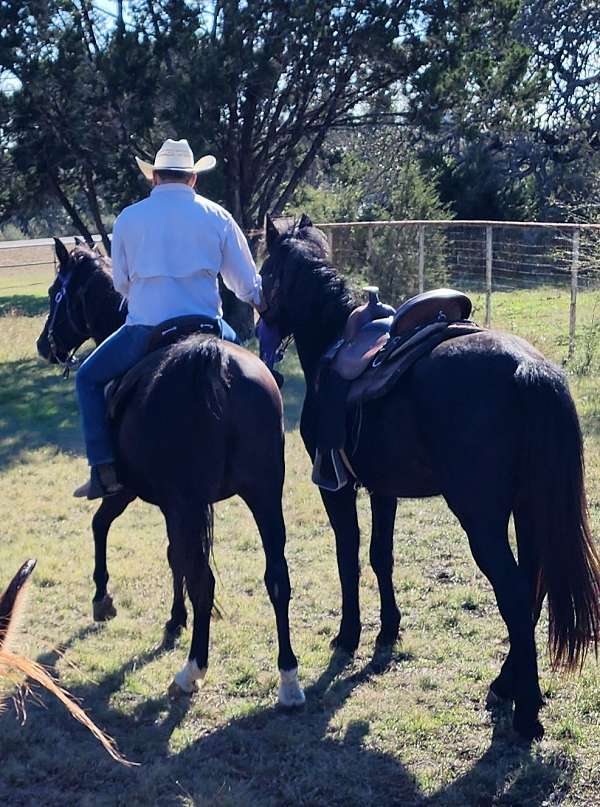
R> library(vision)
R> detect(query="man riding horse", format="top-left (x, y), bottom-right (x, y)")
top-left (73, 138), bottom-right (264, 499)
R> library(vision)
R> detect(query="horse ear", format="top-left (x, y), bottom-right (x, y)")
top-left (74, 236), bottom-right (84, 247)
top-left (265, 214), bottom-right (280, 251)
top-left (0, 559), bottom-right (36, 648)
top-left (53, 237), bottom-right (70, 267)
top-left (298, 213), bottom-right (313, 229)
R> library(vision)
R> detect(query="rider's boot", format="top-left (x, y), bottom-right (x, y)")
top-left (73, 463), bottom-right (124, 500)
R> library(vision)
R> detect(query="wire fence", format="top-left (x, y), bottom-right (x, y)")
top-left (2, 222), bottom-right (600, 370)
top-left (318, 220), bottom-right (600, 371)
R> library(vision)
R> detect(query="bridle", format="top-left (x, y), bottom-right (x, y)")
top-left (46, 270), bottom-right (93, 377)
top-left (258, 261), bottom-right (295, 370)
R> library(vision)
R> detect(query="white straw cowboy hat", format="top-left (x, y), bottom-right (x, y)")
top-left (135, 139), bottom-right (216, 181)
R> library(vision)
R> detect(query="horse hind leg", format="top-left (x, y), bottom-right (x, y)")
top-left (488, 506), bottom-right (544, 710)
top-left (165, 502), bottom-right (215, 698)
top-left (91, 491), bottom-right (134, 621)
top-left (369, 494), bottom-right (401, 648)
top-left (465, 514), bottom-right (544, 741)
top-left (242, 488), bottom-right (305, 708)
top-left (162, 542), bottom-right (187, 650)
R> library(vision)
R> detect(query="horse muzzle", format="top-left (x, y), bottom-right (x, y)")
top-left (36, 332), bottom-right (56, 363)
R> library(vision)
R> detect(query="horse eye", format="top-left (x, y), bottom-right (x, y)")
top-left (55, 291), bottom-right (63, 303)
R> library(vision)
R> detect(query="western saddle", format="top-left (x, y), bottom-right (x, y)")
top-left (313, 287), bottom-right (480, 491)
top-left (328, 287), bottom-right (472, 381)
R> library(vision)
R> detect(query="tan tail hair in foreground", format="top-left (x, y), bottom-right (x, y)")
top-left (0, 559), bottom-right (136, 766)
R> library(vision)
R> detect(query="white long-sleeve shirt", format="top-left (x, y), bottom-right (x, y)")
top-left (110, 184), bottom-right (262, 326)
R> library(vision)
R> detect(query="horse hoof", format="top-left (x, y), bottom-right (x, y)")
top-left (278, 668), bottom-right (306, 709)
top-left (486, 687), bottom-right (503, 709)
top-left (93, 595), bottom-right (117, 622)
top-left (161, 624), bottom-right (184, 650)
top-left (375, 630), bottom-right (400, 651)
top-left (161, 632), bottom-right (178, 651)
top-left (513, 709), bottom-right (544, 742)
top-left (164, 620), bottom-right (185, 637)
top-left (167, 679), bottom-right (198, 700)
top-left (330, 632), bottom-right (359, 654)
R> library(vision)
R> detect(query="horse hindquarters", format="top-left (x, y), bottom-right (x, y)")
top-left (409, 342), bottom-right (550, 739)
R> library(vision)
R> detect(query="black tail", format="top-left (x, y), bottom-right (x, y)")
top-left (143, 335), bottom-right (230, 419)
top-left (515, 361), bottom-right (600, 670)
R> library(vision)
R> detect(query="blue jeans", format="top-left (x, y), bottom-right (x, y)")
top-left (76, 319), bottom-right (238, 466)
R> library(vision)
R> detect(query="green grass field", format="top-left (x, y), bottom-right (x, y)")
top-left (1, 267), bottom-right (600, 806)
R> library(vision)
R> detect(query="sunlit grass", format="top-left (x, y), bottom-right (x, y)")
top-left (1, 286), bottom-right (600, 804)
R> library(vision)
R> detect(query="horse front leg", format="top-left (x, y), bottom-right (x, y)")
top-left (320, 484), bottom-right (362, 654)
top-left (369, 494), bottom-right (401, 648)
top-left (91, 491), bottom-right (134, 621)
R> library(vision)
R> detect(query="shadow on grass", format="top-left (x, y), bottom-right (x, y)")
top-left (0, 633), bottom-right (572, 807)
top-left (277, 345), bottom-right (306, 432)
top-left (281, 371), bottom-right (305, 432)
top-left (0, 295), bottom-right (48, 318)
top-left (0, 357), bottom-right (82, 469)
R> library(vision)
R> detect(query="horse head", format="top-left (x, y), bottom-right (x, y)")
top-left (260, 213), bottom-right (354, 353)
top-left (260, 213), bottom-right (332, 334)
top-left (37, 238), bottom-right (121, 367)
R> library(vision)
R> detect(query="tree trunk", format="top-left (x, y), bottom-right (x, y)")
top-left (47, 171), bottom-right (95, 244)
top-left (83, 166), bottom-right (111, 253)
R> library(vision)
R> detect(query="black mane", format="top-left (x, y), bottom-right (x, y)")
top-left (277, 222), bottom-right (355, 323)
top-left (69, 245), bottom-right (112, 280)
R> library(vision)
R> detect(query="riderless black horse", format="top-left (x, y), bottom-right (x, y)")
top-left (258, 214), bottom-right (600, 741)
top-left (36, 239), bottom-right (305, 707)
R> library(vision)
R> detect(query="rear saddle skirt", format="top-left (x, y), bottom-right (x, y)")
top-left (106, 314), bottom-right (221, 421)
top-left (313, 288), bottom-right (483, 491)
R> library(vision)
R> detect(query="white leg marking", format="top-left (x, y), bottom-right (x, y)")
top-left (174, 659), bottom-right (206, 693)
top-left (278, 667), bottom-right (306, 707)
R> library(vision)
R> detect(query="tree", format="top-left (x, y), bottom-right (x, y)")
top-left (289, 128), bottom-right (451, 299)
top-left (410, 0), bottom-right (600, 221)
top-left (0, 1), bottom-right (416, 235)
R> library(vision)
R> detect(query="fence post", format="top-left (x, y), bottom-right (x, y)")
top-left (417, 224), bottom-right (425, 293)
top-left (366, 225), bottom-right (373, 264)
top-left (485, 225), bottom-right (493, 327)
top-left (326, 228), bottom-right (334, 262)
top-left (569, 228), bottom-right (580, 359)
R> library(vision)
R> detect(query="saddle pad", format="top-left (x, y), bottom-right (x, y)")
top-left (347, 322), bottom-right (483, 407)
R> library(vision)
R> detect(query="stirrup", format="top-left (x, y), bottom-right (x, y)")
top-left (312, 449), bottom-right (349, 492)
